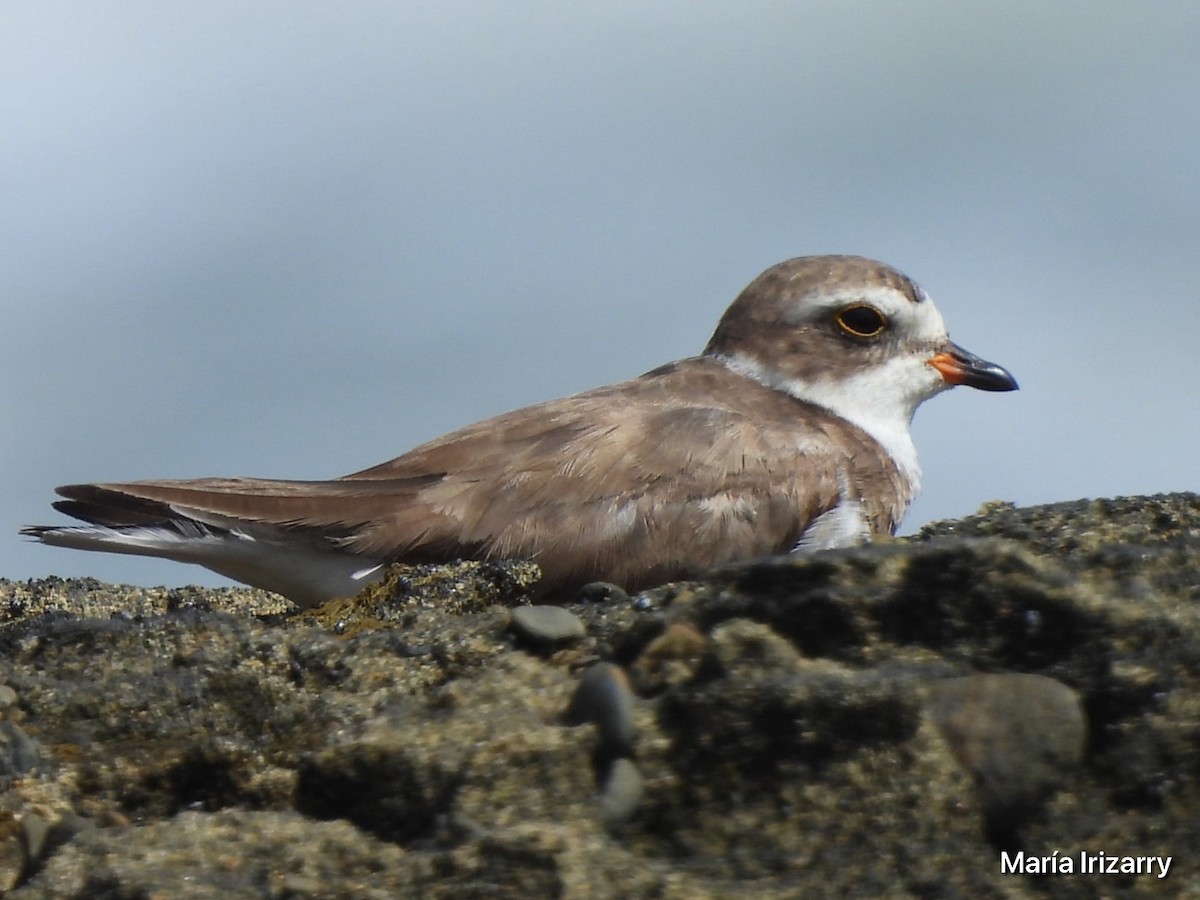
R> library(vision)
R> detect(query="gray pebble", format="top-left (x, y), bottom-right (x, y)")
top-left (598, 757), bottom-right (644, 825)
top-left (0, 721), bottom-right (42, 777)
top-left (21, 812), bottom-right (50, 862)
top-left (510, 605), bottom-right (586, 644)
top-left (564, 662), bottom-right (635, 758)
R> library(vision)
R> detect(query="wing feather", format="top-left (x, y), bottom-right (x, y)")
top-left (44, 357), bottom-right (909, 596)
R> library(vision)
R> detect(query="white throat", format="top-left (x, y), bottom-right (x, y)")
top-left (716, 351), bottom-right (943, 491)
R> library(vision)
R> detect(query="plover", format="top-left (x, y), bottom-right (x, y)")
top-left (23, 255), bottom-right (1017, 606)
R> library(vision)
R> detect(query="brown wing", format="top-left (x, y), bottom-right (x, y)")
top-left (48, 358), bottom-right (903, 595)
top-left (344, 405), bottom-right (843, 592)
top-left (335, 358), bottom-right (886, 592)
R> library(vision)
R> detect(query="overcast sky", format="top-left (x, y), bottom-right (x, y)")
top-left (4, 2), bottom-right (1198, 591)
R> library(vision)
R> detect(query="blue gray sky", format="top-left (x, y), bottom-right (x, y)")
top-left (4, 2), bottom-right (1199, 590)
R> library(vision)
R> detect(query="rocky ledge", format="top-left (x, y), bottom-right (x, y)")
top-left (0, 493), bottom-right (1198, 898)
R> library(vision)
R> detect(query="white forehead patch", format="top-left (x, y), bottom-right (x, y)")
top-left (899, 287), bottom-right (949, 344)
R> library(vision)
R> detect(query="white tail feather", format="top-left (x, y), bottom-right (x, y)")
top-left (24, 523), bottom-right (385, 608)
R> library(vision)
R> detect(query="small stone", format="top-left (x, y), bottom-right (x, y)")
top-left (925, 673), bottom-right (1086, 835)
top-left (0, 686), bottom-right (17, 710)
top-left (510, 606), bottom-right (586, 644)
top-left (564, 663), bottom-right (635, 758)
top-left (20, 812), bottom-right (50, 862)
top-left (0, 722), bottom-right (42, 779)
top-left (597, 757), bottom-right (644, 825)
top-left (577, 582), bottom-right (631, 605)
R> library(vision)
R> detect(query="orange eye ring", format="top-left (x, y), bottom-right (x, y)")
top-left (834, 304), bottom-right (887, 339)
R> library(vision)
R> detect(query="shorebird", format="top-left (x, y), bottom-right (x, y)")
top-left (24, 255), bottom-right (1017, 607)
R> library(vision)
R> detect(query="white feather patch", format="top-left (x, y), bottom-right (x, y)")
top-left (792, 500), bottom-right (870, 552)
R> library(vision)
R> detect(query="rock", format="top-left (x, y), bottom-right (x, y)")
top-left (0, 723), bottom-right (41, 784)
top-left (510, 605), bottom-right (586, 645)
top-left (563, 663), bottom-right (635, 759)
top-left (597, 757), bottom-right (644, 825)
top-left (576, 582), bottom-right (631, 605)
top-left (925, 673), bottom-right (1086, 836)
top-left (0, 812), bottom-right (24, 893)
top-left (0, 686), bottom-right (18, 710)
top-left (13, 810), bottom-right (412, 899)
top-left (0, 492), bottom-right (1198, 896)
top-left (18, 814), bottom-right (49, 865)
top-left (294, 652), bottom-right (591, 846)
top-left (630, 621), bottom-right (708, 692)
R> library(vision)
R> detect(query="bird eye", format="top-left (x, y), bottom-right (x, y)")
top-left (834, 304), bottom-right (887, 339)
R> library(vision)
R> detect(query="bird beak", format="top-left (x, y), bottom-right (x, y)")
top-left (928, 342), bottom-right (1019, 392)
